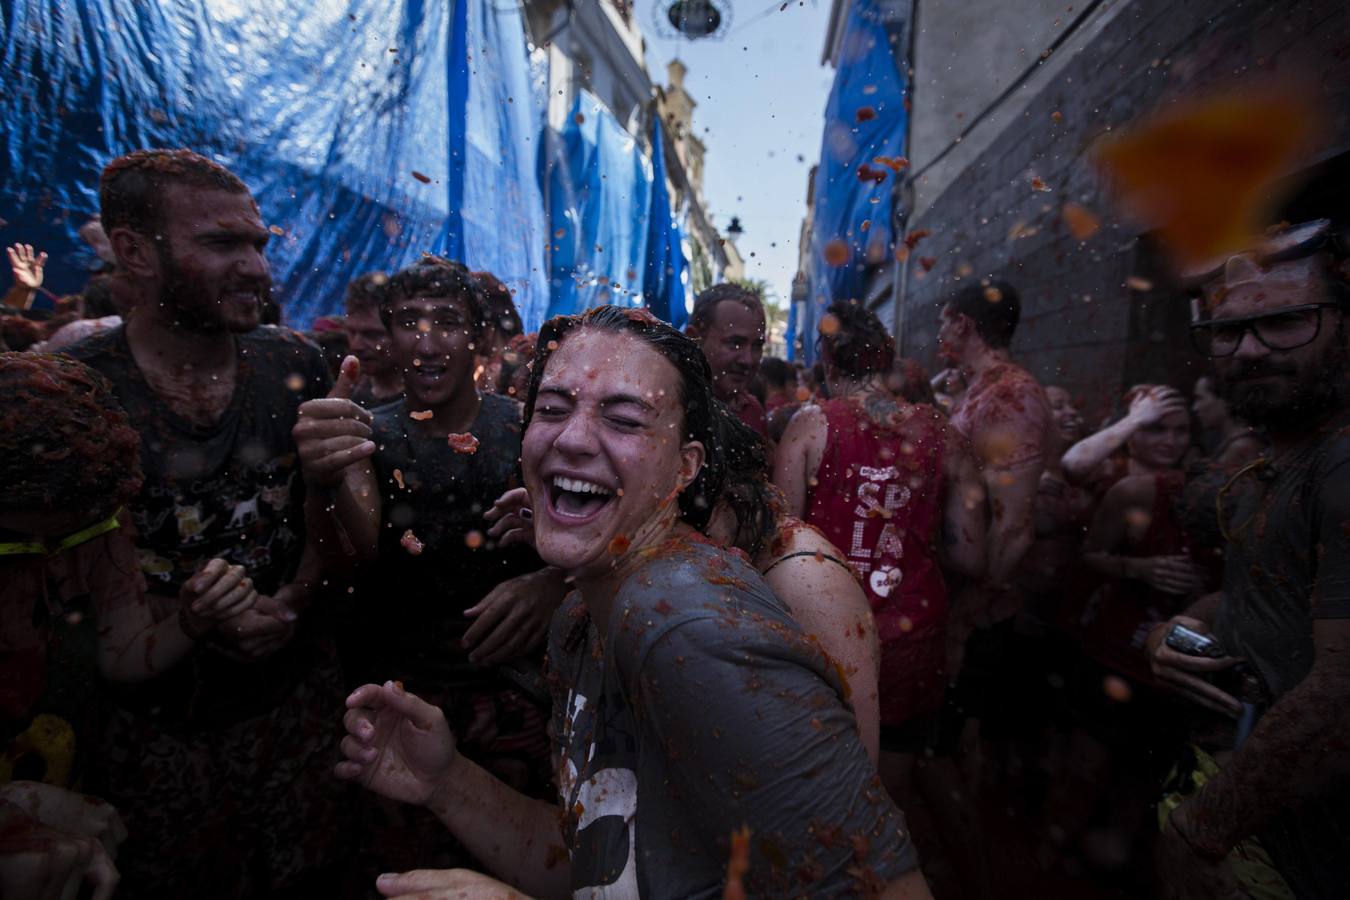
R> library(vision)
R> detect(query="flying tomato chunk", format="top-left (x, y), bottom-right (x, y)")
top-left (400, 530), bottom-right (424, 555)
top-left (1093, 84), bottom-right (1317, 267)
top-left (723, 826), bottom-right (752, 900)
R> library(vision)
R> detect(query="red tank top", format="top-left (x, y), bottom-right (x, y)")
top-left (804, 397), bottom-right (949, 724)
top-left (1079, 470), bottom-right (1221, 684)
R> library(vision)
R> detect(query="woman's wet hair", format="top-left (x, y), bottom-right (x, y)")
top-left (0, 353), bottom-right (143, 515)
top-left (819, 300), bottom-right (895, 378)
top-left (523, 305), bottom-right (725, 530)
top-left (713, 398), bottom-right (779, 557)
top-left (1121, 383), bottom-right (1174, 412)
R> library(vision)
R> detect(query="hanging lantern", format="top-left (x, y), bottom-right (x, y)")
top-left (661, 0), bottom-right (729, 39)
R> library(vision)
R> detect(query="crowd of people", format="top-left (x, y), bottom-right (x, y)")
top-left (2, 147), bottom-right (1348, 900)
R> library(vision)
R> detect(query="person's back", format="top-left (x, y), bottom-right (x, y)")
top-left (936, 281), bottom-right (1050, 636)
top-left (805, 395), bottom-right (949, 725)
top-left (778, 300), bottom-right (984, 774)
top-left (948, 358), bottom-right (1052, 471)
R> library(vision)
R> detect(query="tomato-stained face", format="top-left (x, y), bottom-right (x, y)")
top-left (522, 328), bottom-right (704, 581)
top-left (388, 294), bottom-right (477, 409)
top-left (155, 186), bottom-right (271, 334)
top-left (346, 306), bottom-right (396, 377)
top-left (937, 303), bottom-right (971, 364)
top-left (1211, 257), bottom-right (1348, 427)
top-left (1127, 408), bottom-right (1192, 470)
top-left (1045, 385), bottom-right (1084, 444)
top-left (697, 300), bottom-right (765, 402)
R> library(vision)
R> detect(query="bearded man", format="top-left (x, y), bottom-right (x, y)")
top-left (1147, 219), bottom-right (1350, 899)
top-left (65, 149), bottom-right (348, 898)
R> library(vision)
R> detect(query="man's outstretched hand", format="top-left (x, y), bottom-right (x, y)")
top-left (336, 681), bottom-right (459, 808)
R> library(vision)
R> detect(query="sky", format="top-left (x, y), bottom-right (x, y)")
top-left (640, 0), bottom-right (837, 307)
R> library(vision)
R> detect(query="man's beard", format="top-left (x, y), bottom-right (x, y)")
top-left (154, 249), bottom-right (262, 335)
top-left (1222, 328), bottom-right (1348, 432)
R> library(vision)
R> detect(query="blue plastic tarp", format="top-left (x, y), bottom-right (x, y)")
top-left (804, 0), bottom-right (909, 358)
top-left (0, 0), bottom-right (546, 330)
top-left (543, 90), bottom-right (652, 320)
top-left (458, 0), bottom-right (550, 330)
top-left (642, 117), bottom-right (688, 330)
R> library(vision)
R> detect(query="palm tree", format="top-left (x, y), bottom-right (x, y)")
top-left (734, 278), bottom-right (787, 357)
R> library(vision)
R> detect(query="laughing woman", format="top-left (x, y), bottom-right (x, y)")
top-left (336, 306), bottom-right (929, 899)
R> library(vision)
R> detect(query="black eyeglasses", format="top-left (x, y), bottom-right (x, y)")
top-left (1189, 303), bottom-right (1342, 358)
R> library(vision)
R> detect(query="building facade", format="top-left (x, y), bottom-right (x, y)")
top-left (800, 0), bottom-right (1348, 417)
top-left (889, 0), bottom-right (1350, 419)
top-left (523, 0), bottom-right (740, 314)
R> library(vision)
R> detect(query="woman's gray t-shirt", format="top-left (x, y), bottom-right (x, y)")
top-left (547, 538), bottom-right (918, 898)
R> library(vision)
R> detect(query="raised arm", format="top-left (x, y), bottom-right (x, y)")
top-left (4, 244), bottom-right (46, 311)
top-left (1062, 387), bottom-right (1186, 483)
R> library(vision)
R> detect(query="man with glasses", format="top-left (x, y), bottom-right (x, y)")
top-left (1147, 219), bottom-right (1350, 898)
